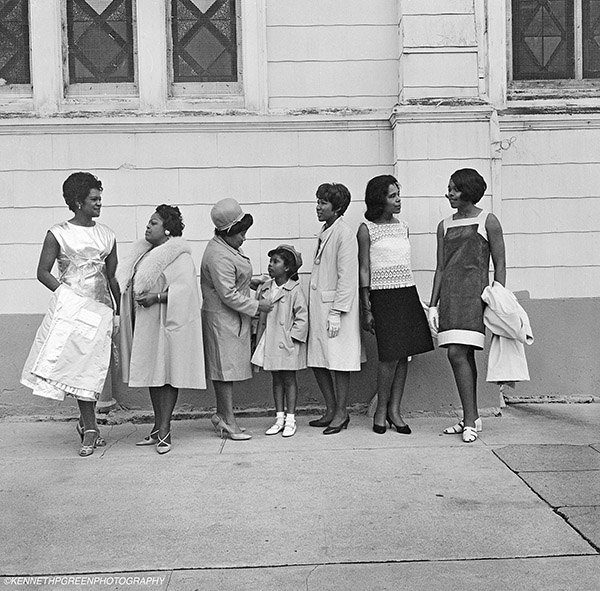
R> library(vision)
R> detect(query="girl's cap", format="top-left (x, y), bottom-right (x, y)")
top-left (268, 244), bottom-right (303, 272)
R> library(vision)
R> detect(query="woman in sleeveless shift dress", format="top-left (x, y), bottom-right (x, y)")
top-left (428, 169), bottom-right (506, 443)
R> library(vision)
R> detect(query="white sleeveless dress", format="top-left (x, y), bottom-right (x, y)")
top-left (21, 221), bottom-right (116, 401)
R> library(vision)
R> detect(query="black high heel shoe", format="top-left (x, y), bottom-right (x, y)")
top-left (372, 422), bottom-right (386, 434)
top-left (323, 416), bottom-right (349, 435)
top-left (309, 416), bottom-right (332, 428)
top-left (387, 413), bottom-right (411, 435)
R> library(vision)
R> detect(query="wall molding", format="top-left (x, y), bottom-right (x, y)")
top-left (390, 103), bottom-right (494, 126)
top-left (0, 111), bottom-right (392, 135)
top-left (500, 110), bottom-right (600, 132)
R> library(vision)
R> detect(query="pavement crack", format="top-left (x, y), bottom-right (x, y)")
top-left (304, 564), bottom-right (319, 591)
top-left (97, 424), bottom-right (137, 458)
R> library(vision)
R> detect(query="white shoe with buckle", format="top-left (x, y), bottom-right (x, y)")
top-left (265, 421), bottom-right (285, 436)
top-left (282, 419), bottom-right (296, 438)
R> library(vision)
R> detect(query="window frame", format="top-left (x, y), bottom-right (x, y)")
top-left (0, 0), bottom-right (267, 115)
top-left (61, 0), bottom-right (139, 102)
top-left (167, 0), bottom-right (242, 100)
top-left (0, 0), bottom-right (33, 101)
top-left (507, 0), bottom-right (600, 98)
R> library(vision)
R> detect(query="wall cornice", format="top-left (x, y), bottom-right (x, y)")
top-left (499, 109), bottom-right (600, 132)
top-left (389, 103), bottom-right (495, 126)
top-left (0, 111), bottom-right (392, 135)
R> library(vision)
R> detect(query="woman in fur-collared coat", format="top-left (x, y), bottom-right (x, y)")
top-left (117, 205), bottom-right (205, 454)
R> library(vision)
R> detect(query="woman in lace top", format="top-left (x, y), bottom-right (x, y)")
top-left (357, 175), bottom-right (433, 435)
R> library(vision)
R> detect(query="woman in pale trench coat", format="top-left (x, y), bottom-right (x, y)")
top-left (201, 198), bottom-right (273, 440)
top-left (118, 205), bottom-right (205, 454)
top-left (307, 183), bottom-right (362, 435)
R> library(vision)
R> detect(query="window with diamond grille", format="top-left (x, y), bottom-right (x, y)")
top-left (66, 0), bottom-right (135, 84)
top-left (0, 0), bottom-right (30, 85)
top-left (583, 0), bottom-right (600, 77)
top-left (512, 0), bottom-right (600, 80)
top-left (171, 0), bottom-right (238, 83)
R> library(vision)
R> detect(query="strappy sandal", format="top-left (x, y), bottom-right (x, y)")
top-left (136, 429), bottom-right (159, 446)
top-left (79, 430), bottom-right (98, 457)
top-left (443, 417), bottom-right (482, 435)
top-left (462, 426), bottom-right (479, 443)
top-left (156, 432), bottom-right (172, 455)
top-left (77, 422), bottom-right (106, 447)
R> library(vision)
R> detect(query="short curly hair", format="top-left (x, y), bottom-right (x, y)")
top-left (62, 172), bottom-right (103, 212)
top-left (450, 169), bottom-right (487, 204)
top-left (316, 183), bottom-right (351, 216)
top-left (364, 175), bottom-right (399, 222)
top-left (155, 204), bottom-right (185, 237)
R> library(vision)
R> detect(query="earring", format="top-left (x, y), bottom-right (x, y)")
top-left (165, 230), bottom-right (170, 236)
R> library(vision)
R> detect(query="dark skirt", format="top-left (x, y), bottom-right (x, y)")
top-left (370, 286), bottom-right (434, 362)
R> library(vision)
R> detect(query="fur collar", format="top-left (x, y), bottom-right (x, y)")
top-left (116, 237), bottom-right (191, 295)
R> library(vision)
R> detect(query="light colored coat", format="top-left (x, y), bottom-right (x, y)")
top-left (482, 281), bottom-right (534, 384)
top-left (117, 238), bottom-right (206, 389)
top-left (200, 236), bottom-right (259, 381)
top-left (307, 217), bottom-right (362, 371)
top-left (252, 278), bottom-right (308, 371)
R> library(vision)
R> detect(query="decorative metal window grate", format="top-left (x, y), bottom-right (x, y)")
top-left (0, 0), bottom-right (30, 85)
top-left (66, 0), bottom-right (134, 84)
top-left (171, 0), bottom-right (238, 83)
top-left (583, 0), bottom-right (600, 78)
top-left (512, 0), bottom-right (600, 80)
top-left (512, 0), bottom-right (574, 79)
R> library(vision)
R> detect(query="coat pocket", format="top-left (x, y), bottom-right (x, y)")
top-left (321, 290), bottom-right (336, 303)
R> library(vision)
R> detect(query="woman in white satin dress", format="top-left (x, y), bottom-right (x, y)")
top-left (21, 172), bottom-right (120, 457)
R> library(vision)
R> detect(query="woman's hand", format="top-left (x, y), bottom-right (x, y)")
top-left (427, 306), bottom-right (439, 332)
top-left (135, 292), bottom-right (159, 308)
top-left (258, 299), bottom-right (274, 314)
top-left (112, 315), bottom-right (120, 337)
top-left (250, 275), bottom-right (270, 290)
top-left (327, 310), bottom-right (341, 338)
top-left (361, 309), bottom-right (375, 334)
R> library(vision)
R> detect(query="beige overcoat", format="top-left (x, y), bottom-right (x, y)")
top-left (307, 217), bottom-right (362, 371)
top-left (252, 278), bottom-right (308, 371)
top-left (117, 238), bottom-right (206, 389)
top-left (200, 236), bottom-right (259, 381)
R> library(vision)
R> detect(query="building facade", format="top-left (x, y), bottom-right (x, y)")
top-left (1, 0), bottom-right (598, 416)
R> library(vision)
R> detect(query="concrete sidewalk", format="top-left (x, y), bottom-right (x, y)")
top-left (1, 403), bottom-right (600, 590)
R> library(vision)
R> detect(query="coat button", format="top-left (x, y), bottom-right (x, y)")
top-left (278, 343), bottom-right (285, 348)
top-left (279, 321), bottom-right (284, 325)
top-left (311, 285), bottom-right (317, 290)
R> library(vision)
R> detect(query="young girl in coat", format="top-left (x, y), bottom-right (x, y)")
top-left (307, 183), bottom-right (362, 435)
top-left (251, 245), bottom-right (308, 437)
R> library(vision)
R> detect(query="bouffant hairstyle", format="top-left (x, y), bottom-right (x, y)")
top-left (270, 248), bottom-right (299, 281)
top-left (364, 175), bottom-right (399, 221)
top-left (215, 213), bottom-right (254, 237)
top-left (316, 183), bottom-right (351, 216)
top-left (155, 204), bottom-right (185, 237)
top-left (62, 172), bottom-right (103, 212)
top-left (450, 168), bottom-right (487, 204)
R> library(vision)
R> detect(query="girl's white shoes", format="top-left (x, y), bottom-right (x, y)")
top-left (282, 418), bottom-right (296, 437)
top-left (265, 421), bottom-right (285, 435)
top-left (265, 417), bottom-right (297, 437)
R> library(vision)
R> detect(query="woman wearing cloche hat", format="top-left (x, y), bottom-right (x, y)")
top-left (200, 198), bottom-right (273, 440)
